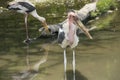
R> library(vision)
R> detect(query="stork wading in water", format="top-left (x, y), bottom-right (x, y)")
top-left (7, 0), bottom-right (49, 43)
top-left (58, 10), bottom-right (93, 80)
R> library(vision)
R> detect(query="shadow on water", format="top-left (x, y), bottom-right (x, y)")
top-left (66, 70), bottom-right (88, 80)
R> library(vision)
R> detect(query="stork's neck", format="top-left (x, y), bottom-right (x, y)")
top-left (30, 10), bottom-right (46, 22)
top-left (68, 16), bottom-right (74, 25)
top-left (67, 16), bottom-right (75, 45)
top-left (68, 16), bottom-right (75, 30)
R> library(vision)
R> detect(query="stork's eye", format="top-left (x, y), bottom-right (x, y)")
top-left (73, 16), bottom-right (78, 20)
top-left (72, 16), bottom-right (76, 19)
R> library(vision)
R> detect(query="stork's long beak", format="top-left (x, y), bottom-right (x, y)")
top-left (42, 21), bottom-right (50, 33)
top-left (74, 18), bottom-right (93, 39)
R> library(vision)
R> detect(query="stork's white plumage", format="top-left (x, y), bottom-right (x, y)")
top-left (58, 14), bottom-right (79, 49)
top-left (58, 10), bottom-right (93, 80)
top-left (7, 0), bottom-right (49, 43)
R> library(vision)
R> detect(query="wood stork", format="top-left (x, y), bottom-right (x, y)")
top-left (7, 0), bottom-right (49, 42)
top-left (57, 10), bottom-right (93, 80)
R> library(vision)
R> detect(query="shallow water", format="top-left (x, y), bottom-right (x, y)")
top-left (0, 2), bottom-right (120, 80)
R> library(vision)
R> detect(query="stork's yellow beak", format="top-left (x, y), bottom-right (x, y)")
top-left (42, 21), bottom-right (50, 33)
top-left (75, 19), bottom-right (93, 39)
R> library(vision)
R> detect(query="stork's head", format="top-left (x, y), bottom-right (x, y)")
top-left (67, 10), bottom-right (78, 22)
top-left (67, 10), bottom-right (93, 39)
top-left (7, 1), bottom-right (18, 10)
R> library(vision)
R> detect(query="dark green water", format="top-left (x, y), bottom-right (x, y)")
top-left (0, 2), bottom-right (120, 80)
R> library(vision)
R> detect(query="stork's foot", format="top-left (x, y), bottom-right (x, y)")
top-left (23, 38), bottom-right (33, 44)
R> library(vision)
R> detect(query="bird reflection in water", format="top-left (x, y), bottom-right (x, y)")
top-left (12, 43), bottom-right (49, 80)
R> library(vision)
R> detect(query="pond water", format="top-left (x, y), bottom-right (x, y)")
top-left (0, 2), bottom-right (120, 80)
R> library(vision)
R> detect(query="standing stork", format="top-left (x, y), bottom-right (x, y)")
top-left (7, 0), bottom-right (49, 42)
top-left (58, 10), bottom-right (93, 80)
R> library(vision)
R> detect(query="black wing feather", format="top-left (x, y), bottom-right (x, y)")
top-left (18, 2), bottom-right (35, 13)
top-left (58, 32), bottom-right (65, 44)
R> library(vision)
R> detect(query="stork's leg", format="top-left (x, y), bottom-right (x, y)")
top-left (24, 13), bottom-right (29, 40)
top-left (73, 50), bottom-right (76, 80)
top-left (64, 49), bottom-right (67, 80)
top-left (24, 13), bottom-right (32, 43)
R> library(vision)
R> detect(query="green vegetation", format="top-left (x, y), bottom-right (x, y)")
top-left (33, 0), bottom-right (91, 24)
top-left (0, 0), bottom-right (118, 31)
top-left (97, 0), bottom-right (117, 12)
top-left (91, 0), bottom-right (117, 17)
top-left (90, 11), bottom-right (117, 30)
